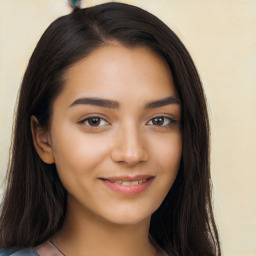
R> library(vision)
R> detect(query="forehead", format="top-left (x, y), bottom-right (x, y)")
top-left (59, 43), bottom-right (178, 107)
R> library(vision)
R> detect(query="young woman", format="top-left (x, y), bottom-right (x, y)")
top-left (0, 2), bottom-right (221, 256)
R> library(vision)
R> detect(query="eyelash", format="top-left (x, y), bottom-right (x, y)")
top-left (146, 116), bottom-right (176, 127)
top-left (79, 116), bottom-right (109, 128)
top-left (78, 115), bottom-right (176, 129)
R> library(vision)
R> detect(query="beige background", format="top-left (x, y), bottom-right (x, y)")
top-left (0, 0), bottom-right (255, 255)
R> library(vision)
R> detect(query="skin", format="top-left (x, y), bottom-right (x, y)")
top-left (32, 43), bottom-right (182, 256)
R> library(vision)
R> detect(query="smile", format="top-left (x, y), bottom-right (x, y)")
top-left (107, 178), bottom-right (148, 186)
top-left (99, 176), bottom-right (155, 195)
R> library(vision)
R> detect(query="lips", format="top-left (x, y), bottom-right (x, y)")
top-left (98, 175), bottom-right (155, 195)
top-left (100, 174), bottom-right (154, 181)
top-left (107, 178), bottom-right (149, 186)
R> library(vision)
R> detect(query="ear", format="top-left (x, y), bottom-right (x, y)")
top-left (31, 115), bottom-right (55, 164)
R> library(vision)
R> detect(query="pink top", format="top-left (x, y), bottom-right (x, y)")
top-left (34, 238), bottom-right (168, 256)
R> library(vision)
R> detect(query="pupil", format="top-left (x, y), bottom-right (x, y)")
top-left (88, 118), bottom-right (100, 126)
top-left (153, 117), bottom-right (164, 125)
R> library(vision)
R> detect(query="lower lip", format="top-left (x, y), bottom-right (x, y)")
top-left (100, 178), bottom-right (154, 195)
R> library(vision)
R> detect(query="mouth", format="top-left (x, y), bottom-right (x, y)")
top-left (98, 175), bottom-right (155, 195)
top-left (106, 178), bottom-right (150, 186)
top-left (99, 174), bottom-right (154, 184)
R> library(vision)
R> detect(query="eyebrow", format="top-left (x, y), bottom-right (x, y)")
top-left (144, 96), bottom-right (180, 108)
top-left (69, 97), bottom-right (119, 109)
top-left (69, 96), bottom-right (180, 109)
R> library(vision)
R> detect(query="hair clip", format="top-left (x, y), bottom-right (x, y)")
top-left (67, 0), bottom-right (82, 8)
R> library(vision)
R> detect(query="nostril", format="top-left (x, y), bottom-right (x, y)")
top-left (111, 148), bottom-right (148, 165)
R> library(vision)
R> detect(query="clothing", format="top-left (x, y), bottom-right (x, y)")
top-left (0, 239), bottom-right (168, 256)
top-left (0, 248), bottom-right (37, 256)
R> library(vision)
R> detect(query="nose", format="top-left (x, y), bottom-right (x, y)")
top-left (111, 123), bottom-right (149, 166)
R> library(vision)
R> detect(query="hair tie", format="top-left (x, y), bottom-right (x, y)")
top-left (67, 0), bottom-right (82, 8)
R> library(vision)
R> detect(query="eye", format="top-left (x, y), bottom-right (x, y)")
top-left (147, 116), bottom-right (175, 127)
top-left (81, 117), bottom-right (109, 127)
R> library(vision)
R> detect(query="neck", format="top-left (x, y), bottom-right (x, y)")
top-left (52, 197), bottom-right (157, 256)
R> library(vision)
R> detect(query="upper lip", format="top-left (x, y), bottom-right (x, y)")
top-left (99, 175), bottom-right (154, 181)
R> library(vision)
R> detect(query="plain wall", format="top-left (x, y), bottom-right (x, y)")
top-left (0, 1), bottom-right (255, 255)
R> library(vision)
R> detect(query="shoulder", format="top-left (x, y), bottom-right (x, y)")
top-left (0, 248), bottom-right (37, 256)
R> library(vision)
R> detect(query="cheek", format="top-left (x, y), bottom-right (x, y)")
top-left (150, 132), bottom-right (182, 183)
top-left (50, 124), bottom-right (111, 179)
top-left (162, 140), bottom-right (182, 171)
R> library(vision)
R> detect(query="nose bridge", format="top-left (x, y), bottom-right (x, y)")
top-left (123, 121), bottom-right (142, 153)
top-left (111, 120), bottom-right (148, 165)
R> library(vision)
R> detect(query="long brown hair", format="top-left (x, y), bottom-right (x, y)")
top-left (0, 3), bottom-right (221, 255)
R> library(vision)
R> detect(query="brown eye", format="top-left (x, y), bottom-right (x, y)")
top-left (87, 117), bottom-right (101, 126)
top-left (82, 117), bottom-right (109, 127)
top-left (147, 116), bottom-right (175, 127)
top-left (152, 117), bottom-right (164, 126)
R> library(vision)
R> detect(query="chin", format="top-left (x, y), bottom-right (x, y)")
top-left (107, 215), bottom-right (150, 226)
top-left (100, 206), bottom-right (154, 226)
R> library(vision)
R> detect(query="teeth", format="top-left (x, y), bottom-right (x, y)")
top-left (108, 179), bottom-right (148, 186)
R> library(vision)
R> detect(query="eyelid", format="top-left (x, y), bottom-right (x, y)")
top-left (78, 115), bottom-right (110, 128)
top-left (146, 115), bottom-right (177, 127)
top-left (77, 114), bottom-right (177, 129)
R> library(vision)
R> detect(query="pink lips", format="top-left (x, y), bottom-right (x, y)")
top-left (99, 175), bottom-right (155, 195)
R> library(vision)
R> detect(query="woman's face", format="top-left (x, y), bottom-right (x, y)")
top-left (47, 43), bottom-right (182, 224)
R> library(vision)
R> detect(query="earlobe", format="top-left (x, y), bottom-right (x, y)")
top-left (31, 115), bottom-right (55, 164)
